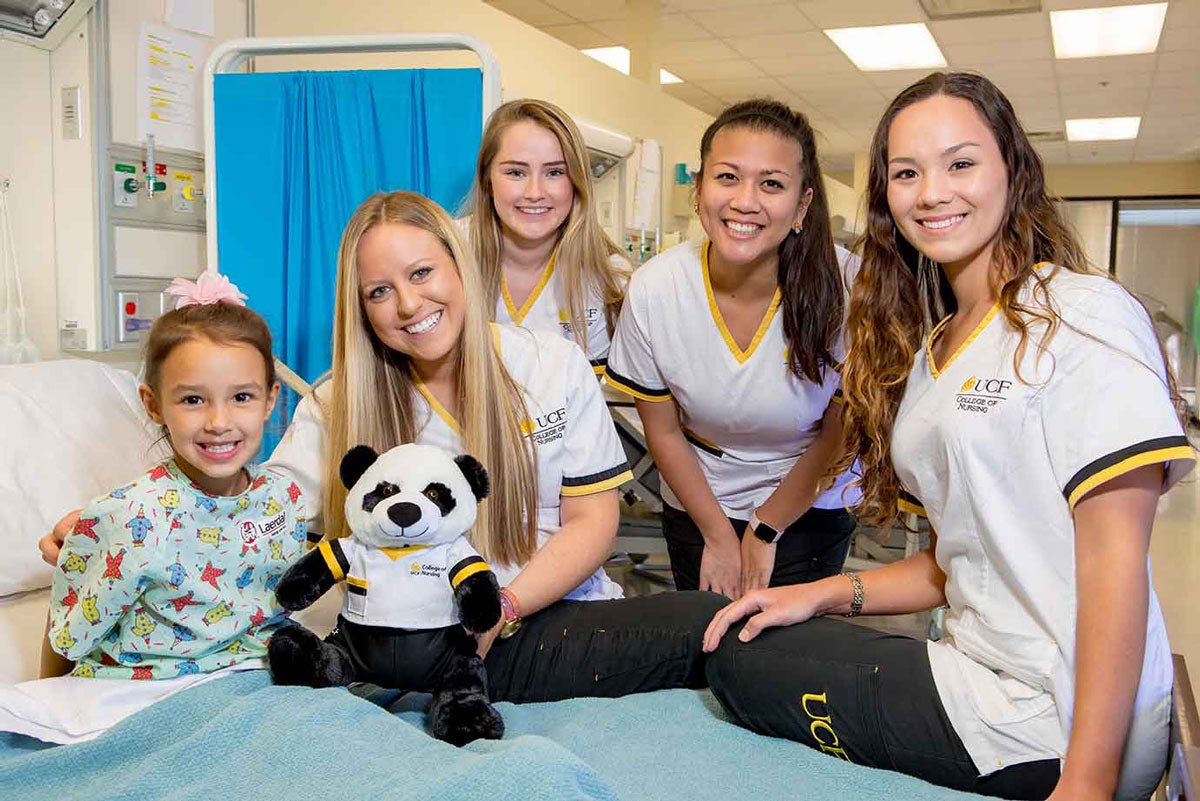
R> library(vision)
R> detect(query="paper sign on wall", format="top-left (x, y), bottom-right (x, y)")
top-left (136, 22), bottom-right (201, 151)
top-left (166, 0), bottom-right (216, 37)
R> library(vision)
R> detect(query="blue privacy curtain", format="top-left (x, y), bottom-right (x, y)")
top-left (213, 68), bottom-right (482, 455)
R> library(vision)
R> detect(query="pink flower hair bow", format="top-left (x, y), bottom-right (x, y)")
top-left (165, 273), bottom-right (248, 310)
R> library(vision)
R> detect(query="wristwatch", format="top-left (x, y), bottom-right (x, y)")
top-left (747, 510), bottom-right (782, 544)
top-left (498, 587), bottom-right (523, 639)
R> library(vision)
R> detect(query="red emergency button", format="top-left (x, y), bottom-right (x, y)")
top-left (125, 301), bottom-right (137, 315)
top-left (155, 163), bottom-right (167, 176)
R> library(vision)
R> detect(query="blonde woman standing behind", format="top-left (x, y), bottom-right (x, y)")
top-left (467, 99), bottom-right (629, 375)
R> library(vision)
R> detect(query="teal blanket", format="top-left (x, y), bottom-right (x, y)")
top-left (0, 671), bottom-right (982, 800)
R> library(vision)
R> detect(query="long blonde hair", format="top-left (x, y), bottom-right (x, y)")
top-left (839, 72), bottom-right (1179, 530)
top-left (468, 99), bottom-right (626, 351)
top-left (322, 191), bottom-right (538, 565)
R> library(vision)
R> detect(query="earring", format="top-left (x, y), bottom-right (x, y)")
top-left (792, 222), bottom-right (803, 234)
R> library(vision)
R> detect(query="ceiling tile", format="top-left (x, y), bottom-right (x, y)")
top-left (665, 0), bottom-right (781, 10)
top-left (1152, 69), bottom-right (1200, 91)
top-left (796, 0), bottom-right (927, 28)
top-left (1033, 141), bottom-right (1069, 165)
top-left (669, 58), bottom-right (768, 80)
top-left (1156, 50), bottom-right (1200, 73)
top-left (1060, 90), bottom-right (1148, 118)
top-left (776, 69), bottom-right (878, 95)
top-left (657, 37), bottom-right (744, 63)
top-left (691, 3), bottom-right (817, 36)
top-left (752, 53), bottom-right (859, 76)
top-left (864, 68), bottom-right (948, 98)
top-left (1158, 23), bottom-right (1200, 53)
top-left (1067, 140), bottom-right (1136, 164)
top-left (486, 0), bottom-right (574, 26)
top-left (591, 13), bottom-right (712, 42)
top-left (543, 0), bottom-right (625, 22)
top-left (1056, 73), bottom-right (1153, 98)
top-left (539, 23), bottom-right (618, 48)
top-left (1139, 113), bottom-right (1200, 139)
top-left (940, 37), bottom-right (1053, 64)
top-left (1163, 0), bottom-right (1200, 28)
top-left (725, 30), bottom-right (843, 59)
top-left (694, 76), bottom-right (791, 102)
top-left (928, 12), bottom-right (1048, 44)
top-left (662, 82), bottom-right (727, 116)
top-left (1053, 54), bottom-right (1157, 78)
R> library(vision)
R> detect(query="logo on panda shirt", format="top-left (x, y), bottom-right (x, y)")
top-left (521, 407), bottom-right (568, 445)
top-left (955, 376), bottom-right (1013, 414)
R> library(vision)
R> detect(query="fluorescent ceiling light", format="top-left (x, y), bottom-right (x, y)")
top-left (824, 24), bottom-right (947, 71)
top-left (1065, 116), bottom-right (1141, 141)
top-left (1050, 3), bottom-right (1167, 59)
top-left (581, 46), bottom-right (682, 84)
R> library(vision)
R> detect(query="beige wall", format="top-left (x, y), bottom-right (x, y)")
top-left (252, 0), bottom-right (715, 232)
top-left (0, 38), bottom-right (57, 361)
top-left (1048, 161), bottom-right (1200, 199)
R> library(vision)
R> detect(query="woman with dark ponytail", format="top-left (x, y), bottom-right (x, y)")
top-left (606, 99), bottom-right (860, 599)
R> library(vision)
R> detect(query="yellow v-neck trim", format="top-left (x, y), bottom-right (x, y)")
top-left (926, 303), bottom-right (1000, 379)
top-left (501, 249), bottom-right (557, 325)
top-left (412, 373), bottom-right (462, 435)
top-left (378, 545), bottom-right (429, 560)
top-left (701, 240), bottom-right (781, 365)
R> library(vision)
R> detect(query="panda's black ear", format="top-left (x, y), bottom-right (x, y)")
top-left (454, 454), bottom-right (490, 501)
top-left (340, 445), bottom-right (379, 489)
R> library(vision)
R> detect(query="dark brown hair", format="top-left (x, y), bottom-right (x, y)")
top-left (839, 71), bottom-right (1131, 530)
top-left (698, 99), bottom-right (843, 383)
top-left (143, 301), bottom-right (277, 392)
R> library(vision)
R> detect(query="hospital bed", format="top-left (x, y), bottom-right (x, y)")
top-left (2, 358), bottom-right (1196, 800)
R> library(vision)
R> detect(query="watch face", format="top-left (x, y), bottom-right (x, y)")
top-left (753, 521), bottom-right (779, 544)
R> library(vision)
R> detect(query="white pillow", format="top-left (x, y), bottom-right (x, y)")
top-left (0, 359), bottom-right (168, 596)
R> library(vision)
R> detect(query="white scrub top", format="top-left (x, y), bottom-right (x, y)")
top-left (270, 324), bottom-right (632, 602)
top-left (605, 238), bottom-right (861, 519)
top-left (892, 265), bottom-right (1194, 800)
top-left (494, 252), bottom-right (630, 374)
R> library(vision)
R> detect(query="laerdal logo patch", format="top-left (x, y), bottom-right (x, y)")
top-left (521, 407), bottom-right (568, 445)
top-left (955, 376), bottom-right (1013, 414)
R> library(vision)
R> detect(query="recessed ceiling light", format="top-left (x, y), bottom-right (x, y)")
top-left (1050, 3), bottom-right (1168, 59)
top-left (1065, 117), bottom-right (1141, 141)
top-left (824, 24), bottom-right (947, 71)
top-left (581, 47), bottom-right (683, 85)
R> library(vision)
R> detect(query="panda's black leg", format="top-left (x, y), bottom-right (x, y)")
top-left (268, 624), bottom-right (357, 688)
top-left (429, 626), bottom-right (504, 746)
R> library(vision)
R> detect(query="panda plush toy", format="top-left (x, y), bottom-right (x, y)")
top-left (268, 442), bottom-right (504, 746)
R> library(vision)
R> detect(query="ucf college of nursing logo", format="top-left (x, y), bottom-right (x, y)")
top-left (955, 376), bottom-right (1013, 414)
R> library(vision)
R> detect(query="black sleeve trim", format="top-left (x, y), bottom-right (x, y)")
top-left (1063, 435), bottom-right (1192, 507)
top-left (603, 366), bottom-right (671, 400)
top-left (562, 463), bottom-right (631, 487)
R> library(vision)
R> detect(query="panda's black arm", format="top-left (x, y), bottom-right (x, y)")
top-left (449, 556), bottom-right (501, 634)
top-left (275, 541), bottom-right (347, 611)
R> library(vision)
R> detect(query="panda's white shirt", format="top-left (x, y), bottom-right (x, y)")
top-left (334, 538), bottom-right (483, 629)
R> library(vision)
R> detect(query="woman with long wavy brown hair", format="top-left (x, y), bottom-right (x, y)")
top-left (703, 73), bottom-right (1193, 801)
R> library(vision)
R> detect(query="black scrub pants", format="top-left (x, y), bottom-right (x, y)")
top-left (662, 505), bottom-right (855, 591)
top-left (706, 616), bottom-right (1062, 800)
top-left (327, 591), bottom-right (729, 702)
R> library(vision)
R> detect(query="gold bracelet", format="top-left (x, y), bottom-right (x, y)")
top-left (843, 572), bottom-right (864, 617)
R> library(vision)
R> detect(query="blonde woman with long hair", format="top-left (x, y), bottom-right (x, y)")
top-left (703, 73), bottom-right (1193, 800)
top-left (467, 99), bottom-right (629, 374)
top-left (263, 192), bottom-right (724, 700)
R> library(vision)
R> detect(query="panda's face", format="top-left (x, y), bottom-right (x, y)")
top-left (343, 444), bottom-right (479, 550)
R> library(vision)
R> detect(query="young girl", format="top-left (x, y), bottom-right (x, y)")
top-left (47, 276), bottom-right (306, 680)
top-left (467, 99), bottom-right (629, 374)
top-left (606, 99), bottom-right (859, 598)
top-left (703, 73), bottom-right (1193, 801)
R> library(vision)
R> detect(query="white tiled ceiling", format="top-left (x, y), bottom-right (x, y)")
top-left (485, 0), bottom-right (1200, 170)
